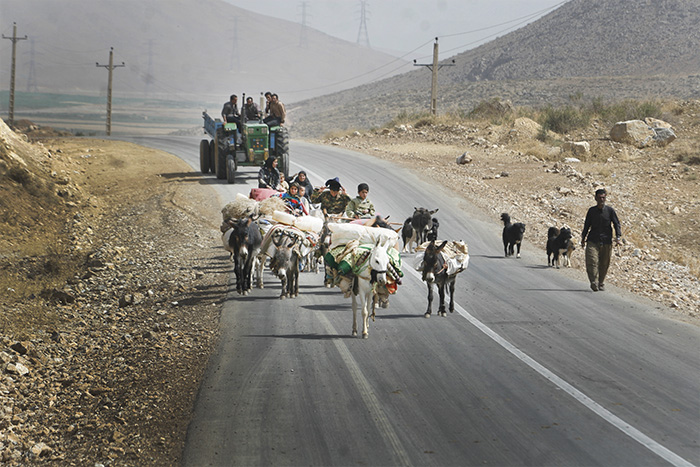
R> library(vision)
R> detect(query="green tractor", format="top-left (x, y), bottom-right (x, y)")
top-left (200, 97), bottom-right (289, 184)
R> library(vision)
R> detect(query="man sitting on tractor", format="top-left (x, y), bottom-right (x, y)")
top-left (221, 94), bottom-right (240, 125)
top-left (263, 93), bottom-right (286, 127)
top-left (244, 96), bottom-right (260, 120)
top-left (222, 94), bottom-right (242, 144)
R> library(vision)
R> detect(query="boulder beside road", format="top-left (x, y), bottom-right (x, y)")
top-left (610, 119), bottom-right (676, 147)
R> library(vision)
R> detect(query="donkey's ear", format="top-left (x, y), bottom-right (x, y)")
top-left (437, 240), bottom-right (448, 251)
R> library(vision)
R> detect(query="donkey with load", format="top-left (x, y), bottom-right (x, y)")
top-left (324, 223), bottom-right (403, 338)
top-left (416, 239), bottom-right (469, 317)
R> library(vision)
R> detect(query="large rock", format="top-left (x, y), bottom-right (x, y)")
top-left (610, 120), bottom-right (655, 147)
top-left (610, 119), bottom-right (676, 147)
top-left (561, 141), bottom-right (590, 156)
top-left (651, 127), bottom-right (676, 146)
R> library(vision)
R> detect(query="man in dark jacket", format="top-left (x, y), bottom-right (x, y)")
top-left (581, 188), bottom-right (622, 291)
top-left (243, 96), bottom-right (260, 120)
top-left (221, 94), bottom-right (240, 125)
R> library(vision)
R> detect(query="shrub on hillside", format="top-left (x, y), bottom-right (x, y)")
top-left (590, 98), bottom-right (663, 123)
top-left (539, 105), bottom-right (591, 134)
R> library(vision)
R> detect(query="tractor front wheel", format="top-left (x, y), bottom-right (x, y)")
top-left (281, 152), bottom-right (290, 180)
top-left (199, 139), bottom-right (210, 174)
top-left (226, 155), bottom-right (236, 184)
top-left (209, 140), bottom-right (216, 172)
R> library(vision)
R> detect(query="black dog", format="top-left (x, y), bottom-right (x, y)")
top-left (501, 213), bottom-right (526, 258)
top-left (426, 217), bottom-right (439, 242)
top-left (411, 207), bottom-right (439, 245)
top-left (547, 226), bottom-right (573, 268)
top-left (401, 217), bottom-right (417, 253)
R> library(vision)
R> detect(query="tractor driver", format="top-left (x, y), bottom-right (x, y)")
top-left (221, 94), bottom-right (241, 125)
top-left (244, 96), bottom-right (260, 120)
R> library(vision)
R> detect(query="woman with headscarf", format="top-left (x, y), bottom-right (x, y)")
top-left (292, 170), bottom-right (314, 200)
top-left (258, 156), bottom-right (281, 190)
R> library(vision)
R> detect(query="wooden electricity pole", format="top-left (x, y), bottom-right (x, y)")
top-left (413, 38), bottom-right (454, 115)
top-left (2, 23), bottom-right (28, 127)
top-left (96, 47), bottom-right (125, 136)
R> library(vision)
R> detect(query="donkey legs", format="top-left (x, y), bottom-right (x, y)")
top-left (438, 284), bottom-right (447, 317)
top-left (424, 282), bottom-right (434, 318)
top-left (448, 278), bottom-right (456, 314)
top-left (255, 255), bottom-right (265, 289)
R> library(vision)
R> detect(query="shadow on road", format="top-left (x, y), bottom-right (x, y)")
top-left (245, 333), bottom-right (355, 340)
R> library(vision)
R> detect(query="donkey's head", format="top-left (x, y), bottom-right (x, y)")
top-left (369, 238), bottom-right (390, 286)
top-left (421, 240), bottom-right (447, 283)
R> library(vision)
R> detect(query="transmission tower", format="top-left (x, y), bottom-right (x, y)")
top-left (229, 16), bottom-right (240, 70)
top-left (25, 37), bottom-right (38, 92)
top-left (298, 1), bottom-right (310, 48)
top-left (356, 1), bottom-right (370, 48)
top-left (144, 39), bottom-right (155, 98)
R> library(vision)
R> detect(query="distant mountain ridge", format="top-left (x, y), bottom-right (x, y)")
top-left (0, 0), bottom-right (405, 104)
top-left (445, 0), bottom-right (700, 82)
top-left (289, 0), bottom-right (700, 137)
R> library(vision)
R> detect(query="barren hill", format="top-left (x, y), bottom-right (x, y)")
top-left (290, 0), bottom-right (700, 137)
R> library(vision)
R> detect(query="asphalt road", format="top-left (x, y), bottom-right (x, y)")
top-left (126, 135), bottom-right (699, 466)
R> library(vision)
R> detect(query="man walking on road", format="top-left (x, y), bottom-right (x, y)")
top-left (581, 188), bottom-right (622, 291)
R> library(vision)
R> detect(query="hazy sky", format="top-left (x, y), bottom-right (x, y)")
top-left (226, 0), bottom-right (569, 60)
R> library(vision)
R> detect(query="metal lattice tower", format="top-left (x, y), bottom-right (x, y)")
top-left (25, 37), bottom-right (38, 92)
top-left (229, 16), bottom-right (240, 70)
top-left (356, 1), bottom-right (370, 48)
top-left (144, 39), bottom-right (155, 98)
top-left (298, 1), bottom-right (310, 48)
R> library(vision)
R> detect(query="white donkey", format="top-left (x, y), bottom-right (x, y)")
top-left (350, 238), bottom-right (391, 339)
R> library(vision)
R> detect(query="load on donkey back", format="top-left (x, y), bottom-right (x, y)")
top-left (323, 222), bottom-right (404, 309)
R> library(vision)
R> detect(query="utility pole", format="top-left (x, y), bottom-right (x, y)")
top-left (413, 38), bottom-right (454, 115)
top-left (2, 23), bottom-right (28, 126)
top-left (96, 47), bottom-right (125, 136)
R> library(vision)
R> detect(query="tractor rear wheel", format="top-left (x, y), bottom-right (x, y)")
top-left (199, 139), bottom-right (210, 174)
top-left (275, 127), bottom-right (290, 179)
top-left (275, 127), bottom-right (290, 157)
top-left (226, 155), bottom-right (236, 184)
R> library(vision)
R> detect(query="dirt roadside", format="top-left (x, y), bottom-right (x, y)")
top-left (1, 126), bottom-right (228, 464)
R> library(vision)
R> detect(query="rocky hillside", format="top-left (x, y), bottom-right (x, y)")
top-left (443, 0), bottom-right (700, 82)
top-left (289, 0), bottom-right (700, 137)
